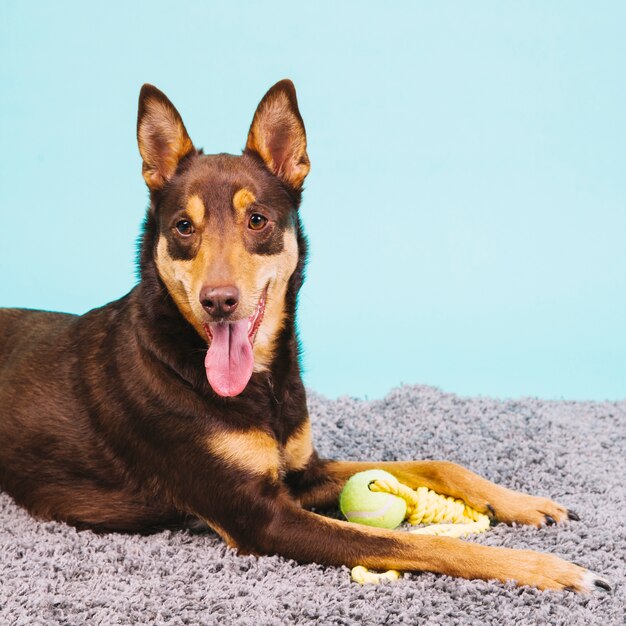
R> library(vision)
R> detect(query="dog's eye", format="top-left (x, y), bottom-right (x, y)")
top-left (248, 214), bottom-right (268, 231)
top-left (175, 220), bottom-right (194, 236)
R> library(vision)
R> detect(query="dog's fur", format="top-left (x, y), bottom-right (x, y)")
top-left (0, 81), bottom-right (609, 592)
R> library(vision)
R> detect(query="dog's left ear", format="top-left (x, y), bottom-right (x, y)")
top-left (137, 84), bottom-right (195, 190)
top-left (245, 79), bottom-right (310, 190)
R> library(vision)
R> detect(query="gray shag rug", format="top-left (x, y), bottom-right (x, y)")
top-left (1, 385), bottom-right (624, 625)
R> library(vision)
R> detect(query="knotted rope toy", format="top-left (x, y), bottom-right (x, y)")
top-left (339, 469), bottom-right (490, 584)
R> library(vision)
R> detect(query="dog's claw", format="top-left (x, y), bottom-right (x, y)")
top-left (486, 503), bottom-right (496, 517)
top-left (581, 570), bottom-right (612, 593)
top-left (544, 515), bottom-right (556, 526)
top-left (594, 578), bottom-right (612, 592)
top-left (567, 509), bottom-right (580, 521)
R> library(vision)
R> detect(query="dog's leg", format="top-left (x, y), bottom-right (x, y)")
top-left (202, 488), bottom-right (606, 592)
top-left (6, 479), bottom-right (183, 532)
top-left (287, 459), bottom-right (577, 527)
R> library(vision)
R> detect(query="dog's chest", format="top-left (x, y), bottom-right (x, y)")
top-left (278, 418), bottom-right (313, 476)
top-left (206, 418), bottom-right (313, 481)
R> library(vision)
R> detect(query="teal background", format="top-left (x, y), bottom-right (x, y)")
top-left (1, 2), bottom-right (625, 400)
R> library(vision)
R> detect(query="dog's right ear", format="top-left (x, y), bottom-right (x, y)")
top-left (137, 84), bottom-right (195, 190)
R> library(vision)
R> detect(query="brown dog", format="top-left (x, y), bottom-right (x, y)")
top-left (0, 81), bottom-right (610, 592)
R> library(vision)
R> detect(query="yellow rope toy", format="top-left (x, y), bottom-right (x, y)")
top-left (340, 470), bottom-right (490, 585)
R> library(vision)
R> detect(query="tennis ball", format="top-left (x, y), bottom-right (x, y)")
top-left (339, 469), bottom-right (407, 529)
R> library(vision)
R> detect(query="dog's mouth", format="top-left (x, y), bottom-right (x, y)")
top-left (202, 286), bottom-right (267, 397)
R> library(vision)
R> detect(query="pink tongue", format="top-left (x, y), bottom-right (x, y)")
top-left (204, 319), bottom-right (254, 397)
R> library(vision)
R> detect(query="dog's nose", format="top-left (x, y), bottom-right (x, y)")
top-left (200, 285), bottom-right (240, 317)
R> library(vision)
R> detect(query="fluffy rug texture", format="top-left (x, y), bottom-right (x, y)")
top-left (1, 384), bottom-right (624, 625)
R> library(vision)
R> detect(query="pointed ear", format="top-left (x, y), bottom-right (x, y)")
top-left (137, 84), bottom-right (195, 190)
top-left (245, 79), bottom-right (310, 190)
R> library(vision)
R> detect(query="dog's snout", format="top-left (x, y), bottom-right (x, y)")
top-left (200, 285), bottom-right (240, 318)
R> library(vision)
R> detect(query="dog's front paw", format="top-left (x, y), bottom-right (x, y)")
top-left (509, 550), bottom-right (611, 592)
top-left (486, 489), bottom-right (579, 528)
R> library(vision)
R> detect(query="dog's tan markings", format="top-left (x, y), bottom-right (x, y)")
top-left (252, 228), bottom-right (299, 371)
top-left (283, 420), bottom-right (313, 472)
top-left (233, 188), bottom-right (256, 213)
top-left (186, 194), bottom-right (206, 226)
top-left (207, 430), bottom-right (280, 479)
top-left (202, 519), bottom-right (239, 549)
top-left (306, 517), bottom-right (591, 590)
top-left (155, 236), bottom-right (206, 338)
top-left (138, 91), bottom-right (194, 190)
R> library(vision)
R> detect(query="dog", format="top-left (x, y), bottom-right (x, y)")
top-left (0, 80), bottom-right (610, 592)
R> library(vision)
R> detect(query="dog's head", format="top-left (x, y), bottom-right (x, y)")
top-left (136, 80), bottom-right (309, 397)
